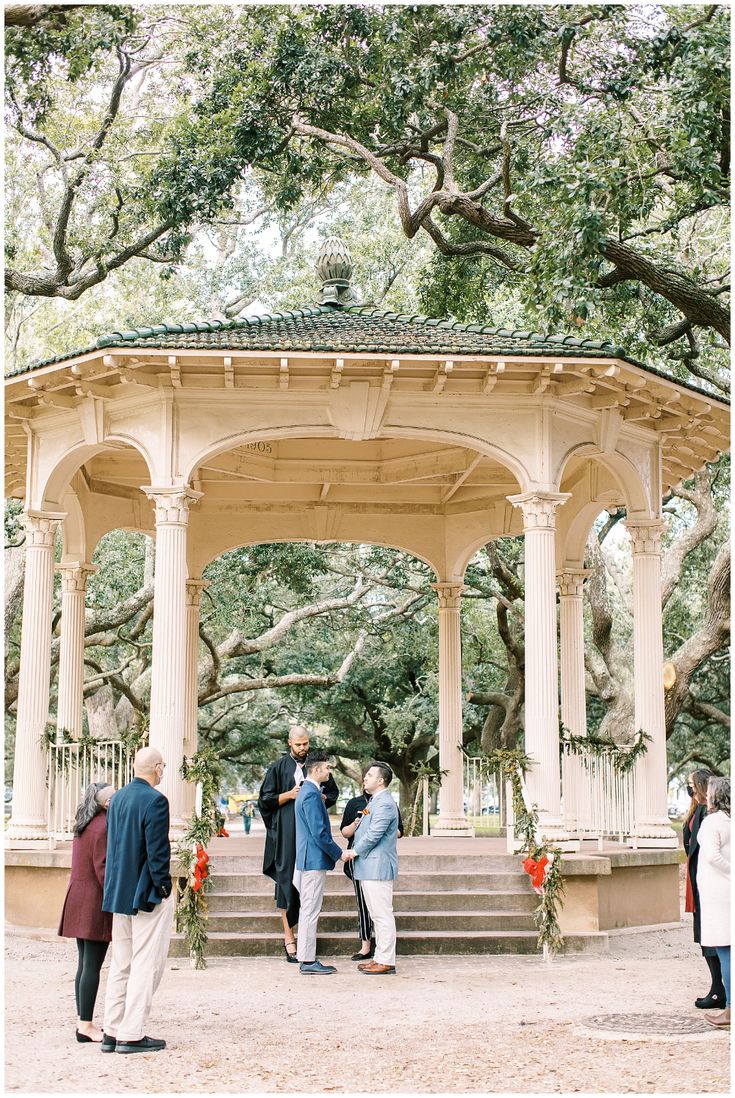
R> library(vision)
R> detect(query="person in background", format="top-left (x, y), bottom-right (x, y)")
top-left (697, 776), bottom-right (730, 1029)
top-left (340, 765), bottom-right (404, 961)
top-left (683, 768), bottom-right (726, 1010)
top-left (58, 781), bottom-right (115, 1043)
top-left (240, 800), bottom-right (255, 834)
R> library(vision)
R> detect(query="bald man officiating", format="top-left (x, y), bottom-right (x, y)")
top-left (100, 747), bottom-right (173, 1055)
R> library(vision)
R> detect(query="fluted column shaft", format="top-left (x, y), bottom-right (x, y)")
top-left (432, 582), bottom-right (471, 834)
top-left (626, 521), bottom-right (676, 845)
top-left (56, 563), bottom-right (96, 737)
top-left (7, 511), bottom-right (65, 841)
top-left (558, 571), bottom-right (589, 738)
top-left (183, 579), bottom-right (208, 820)
top-left (509, 492), bottom-right (570, 839)
top-left (145, 487), bottom-right (201, 828)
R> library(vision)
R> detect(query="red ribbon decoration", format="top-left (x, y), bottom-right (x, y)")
top-left (522, 854), bottom-right (549, 893)
top-left (192, 843), bottom-right (209, 893)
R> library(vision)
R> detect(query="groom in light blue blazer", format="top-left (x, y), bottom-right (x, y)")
top-left (352, 761), bottom-right (400, 974)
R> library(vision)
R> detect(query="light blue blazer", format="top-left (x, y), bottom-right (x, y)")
top-left (352, 789), bottom-right (399, 881)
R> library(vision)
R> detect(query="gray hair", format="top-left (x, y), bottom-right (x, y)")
top-left (707, 777), bottom-right (730, 817)
top-left (73, 782), bottom-right (112, 836)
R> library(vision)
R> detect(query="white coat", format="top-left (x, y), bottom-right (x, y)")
top-left (696, 810), bottom-right (730, 948)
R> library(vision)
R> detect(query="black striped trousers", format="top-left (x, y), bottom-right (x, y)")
top-left (352, 876), bottom-right (373, 941)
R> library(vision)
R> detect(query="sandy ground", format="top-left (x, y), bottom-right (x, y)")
top-left (3, 918), bottom-right (730, 1095)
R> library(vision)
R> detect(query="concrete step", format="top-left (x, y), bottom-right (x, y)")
top-left (208, 853), bottom-right (522, 873)
top-left (207, 910), bottom-right (537, 933)
top-left (211, 870), bottom-right (530, 892)
top-left (207, 888), bottom-right (539, 914)
top-left (169, 929), bottom-right (608, 957)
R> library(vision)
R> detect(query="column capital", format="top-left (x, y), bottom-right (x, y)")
top-left (19, 510), bottom-right (66, 547)
top-left (431, 581), bottom-right (465, 610)
top-left (625, 519), bottom-right (665, 555)
top-left (557, 568), bottom-right (592, 598)
top-left (142, 486), bottom-right (203, 525)
top-left (507, 491), bottom-right (571, 531)
top-left (185, 578), bottom-right (209, 608)
top-left (55, 562), bottom-right (97, 594)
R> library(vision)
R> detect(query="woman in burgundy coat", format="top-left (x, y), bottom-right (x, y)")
top-left (58, 781), bottom-right (115, 1042)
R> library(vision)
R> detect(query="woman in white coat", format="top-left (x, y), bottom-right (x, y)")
top-left (697, 776), bottom-right (730, 1028)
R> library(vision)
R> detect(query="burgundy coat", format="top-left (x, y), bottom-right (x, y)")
top-left (58, 811), bottom-right (113, 942)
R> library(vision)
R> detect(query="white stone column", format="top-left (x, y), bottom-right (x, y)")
top-left (56, 563), bottom-right (97, 738)
top-left (557, 569), bottom-right (590, 838)
top-left (7, 510), bottom-right (65, 841)
top-left (625, 520), bottom-right (677, 847)
top-left (508, 492), bottom-right (577, 847)
top-left (431, 582), bottom-right (473, 836)
top-left (144, 486), bottom-right (202, 831)
top-left (558, 570), bottom-right (589, 738)
top-left (182, 579), bottom-right (208, 821)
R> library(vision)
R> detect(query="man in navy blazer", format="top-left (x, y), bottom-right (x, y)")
top-left (101, 747), bottom-right (173, 1054)
top-left (294, 751), bottom-right (354, 974)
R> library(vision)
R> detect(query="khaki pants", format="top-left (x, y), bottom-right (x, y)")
top-left (103, 894), bottom-right (174, 1042)
top-left (361, 879), bottom-right (396, 965)
top-left (296, 870), bottom-right (327, 963)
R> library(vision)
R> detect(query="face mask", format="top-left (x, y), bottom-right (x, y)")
top-left (686, 784), bottom-right (694, 798)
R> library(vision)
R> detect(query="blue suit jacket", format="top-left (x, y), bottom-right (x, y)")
top-left (295, 780), bottom-right (343, 871)
top-left (102, 778), bottom-right (172, 915)
top-left (352, 789), bottom-right (399, 881)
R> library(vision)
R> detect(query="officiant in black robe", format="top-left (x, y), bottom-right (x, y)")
top-left (258, 726), bottom-right (338, 960)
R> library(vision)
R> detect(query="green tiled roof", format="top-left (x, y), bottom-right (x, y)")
top-left (5, 303), bottom-right (728, 403)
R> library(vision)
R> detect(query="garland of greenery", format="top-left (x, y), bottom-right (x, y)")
top-left (561, 726), bottom-right (651, 774)
top-left (486, 747), bottom-right (565, 957)
top-left (174, 747), bottom-right (226, 970)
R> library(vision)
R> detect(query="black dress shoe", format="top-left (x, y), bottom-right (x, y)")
top-left (695, 991), bottom-right (725, 1009)
top-left (351, 948), bottom-right (374, 961)
top-left (116, 1035), bottom-right (166, 1054)
top-left (283, 942), bottom-right (299, 964)
top-left (100, 1034), bottom-right (116, 1053)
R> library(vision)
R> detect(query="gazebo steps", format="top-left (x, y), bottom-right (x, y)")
top-left (208, 888), bottom-right (538, 913)
top-left (205, 910), bottom-right (538, 933)
top-left (207, 852), bottom-right (523, 873)
top-left (210, 870), bottom-right (530, 892)
top-left (169, 929), bottom-right (609, 957)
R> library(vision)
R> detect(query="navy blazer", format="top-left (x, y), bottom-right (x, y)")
top-left (295, 780), bottom-right (343, 871)
top-left (102, 777), bottom-right (172, 915)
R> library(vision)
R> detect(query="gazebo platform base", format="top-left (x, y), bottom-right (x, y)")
top-left (6, 834), bottom-right (683, 954)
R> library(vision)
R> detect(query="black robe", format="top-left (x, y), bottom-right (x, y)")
top-left (258, 753), bottom-right (339, 927)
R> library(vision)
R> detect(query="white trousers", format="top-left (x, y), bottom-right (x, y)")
top-left (103, 895), bottom-right (174, 1042)
top-left (361, 879), bottom-right (396, 965)
top-left (296, 870), bottom-right (327, 963)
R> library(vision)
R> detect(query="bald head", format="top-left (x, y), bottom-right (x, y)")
top-left (288, 725), bottom-right (310, 762)
top-left (134, 746), bottom-right (165, 786)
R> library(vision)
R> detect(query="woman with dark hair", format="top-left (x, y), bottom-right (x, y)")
top-left (58, 781), bottom-right (115, 1042)
top-left (683, 768), bottom-right (726, 1009)
top-left (698, 777), bottom-right (731, 1029)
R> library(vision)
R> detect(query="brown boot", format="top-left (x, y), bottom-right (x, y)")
top-left (704, 1007), bottom-right (730, 1028)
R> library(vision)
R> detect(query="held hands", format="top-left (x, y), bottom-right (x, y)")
top-left (340, 849), bottom-right (356, 863)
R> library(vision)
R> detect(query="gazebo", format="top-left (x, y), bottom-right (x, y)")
top-left (5, 238), bottom-right (729, 852)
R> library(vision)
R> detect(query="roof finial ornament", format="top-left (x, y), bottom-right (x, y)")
top-left (316, 236), bottom-right (359, 306)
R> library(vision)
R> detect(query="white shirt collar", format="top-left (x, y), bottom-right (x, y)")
top-left (305, 775), bottom-right (321, 789)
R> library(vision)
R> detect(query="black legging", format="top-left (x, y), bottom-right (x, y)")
top-left (75, 939), bottom-right (109, 1022)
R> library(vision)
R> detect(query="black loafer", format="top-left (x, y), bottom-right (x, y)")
top-left (351, 949), bottom-right (374, 961)
top-left (116, 1035), bottom-right (166, 1053)
top-left (100, 1034), bottom-right (116, 1053)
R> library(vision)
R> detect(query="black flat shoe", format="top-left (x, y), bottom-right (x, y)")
top-left (75, 1030), bottom-right (97, 1043)
top-left (284, 942), bottom-right (299, 963)
top-left (351, 948), bottom-right (374, 961)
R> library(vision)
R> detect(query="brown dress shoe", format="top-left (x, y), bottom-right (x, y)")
top-left (704, 1007), bottom-right (730, 1028)
top-left (360, 961), bottom-right (396, 975)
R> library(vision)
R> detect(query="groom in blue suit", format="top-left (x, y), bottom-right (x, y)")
top-left (294, 751), bottom-right (354, 974)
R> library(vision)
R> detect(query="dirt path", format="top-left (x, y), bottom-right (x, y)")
top-left (4, 923), bottom-right (729, 1094)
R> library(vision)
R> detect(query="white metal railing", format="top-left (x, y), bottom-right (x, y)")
top-left (561, 740), bottom-right (636, 847)
top-left (47, 740), bottom-right (133, 844)
top-left (463, 756), bottom-right (512, 838)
